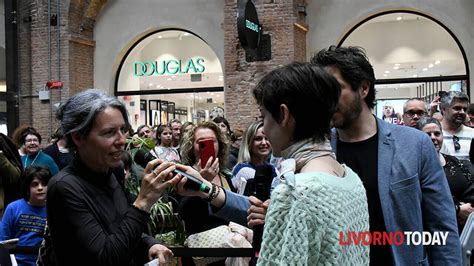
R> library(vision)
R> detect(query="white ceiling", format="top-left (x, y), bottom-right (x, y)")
top-left (342, 12), bottom-right (466, 80)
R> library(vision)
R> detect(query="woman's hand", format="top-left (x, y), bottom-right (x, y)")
top-left (133, 159), bottom-right (181, 212)
top-left (196, 157), bottom-right (220, 181)
top-left (247, 196), bottom-right (270, 228)
top-left (148, 244), bottom-right (174, 265)
top-left (175, 164), bottom-right (212, 198)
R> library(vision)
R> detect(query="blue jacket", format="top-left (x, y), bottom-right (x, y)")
top-left (331, 117), bottom-right (461, 265)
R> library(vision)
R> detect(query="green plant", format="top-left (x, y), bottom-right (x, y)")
top-left (123, 138), bottom-right (186, 246)
top-left (148, 193), bottom-right (186, 246)
top-left (126, 136), bottom-right (155, 152)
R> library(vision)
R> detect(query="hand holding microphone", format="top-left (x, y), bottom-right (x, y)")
top-left (134, 149), bottom-right (211, 194)
top-left (133, 159), bottom-right (180, 213)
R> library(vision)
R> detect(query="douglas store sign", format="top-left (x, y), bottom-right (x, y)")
top-left (133, 58), bottom-right (206, 76)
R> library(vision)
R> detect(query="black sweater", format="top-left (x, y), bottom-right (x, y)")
top-left (46, 157), bottom-right (159, 266)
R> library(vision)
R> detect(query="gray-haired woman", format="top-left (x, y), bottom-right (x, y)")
top-left (46, 89), bottom-right (180, 265)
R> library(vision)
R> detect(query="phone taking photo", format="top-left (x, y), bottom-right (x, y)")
top-left (198, 138), bottom-right (216, 169)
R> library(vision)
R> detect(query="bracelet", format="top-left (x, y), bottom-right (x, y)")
top-left (205, 184), bottom-right (220, 202)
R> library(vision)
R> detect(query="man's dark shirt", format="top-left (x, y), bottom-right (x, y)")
top-left (337, 132), bottom-right (393, 266)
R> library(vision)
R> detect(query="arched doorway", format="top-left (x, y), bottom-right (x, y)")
top-left (115, 29), bottom-right (224, 130)
top-left (339, 11), bottom-right (469, 118)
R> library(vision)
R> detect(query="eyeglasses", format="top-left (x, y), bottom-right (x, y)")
top-left (453, 135), bottom-right (461, 151)
top-left (404, 110), bottom-right (427, 118)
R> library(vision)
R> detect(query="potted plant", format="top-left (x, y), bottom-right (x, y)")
top-left (125, 136), bottom-right (186, 246)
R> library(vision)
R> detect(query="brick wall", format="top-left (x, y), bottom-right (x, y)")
top-left (224, 0), bottom-right (307, 132)
top-left (16, 0), bottom-right (103, 141)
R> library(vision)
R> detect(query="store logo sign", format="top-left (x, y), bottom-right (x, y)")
top-left (133, 58), bottom-right (205, 76)
top-left (245, 19), bottom-right (259, 33)
top-left (237, 0), bottom-right (261, 49)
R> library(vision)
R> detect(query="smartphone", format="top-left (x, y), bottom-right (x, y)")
top-left (438, 91), bottom-right (447, 98)
top-left (198, 138), bottom-right (216, 169)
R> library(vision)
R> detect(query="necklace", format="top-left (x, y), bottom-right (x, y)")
top-left (24, 151), bottom-right (40, 170)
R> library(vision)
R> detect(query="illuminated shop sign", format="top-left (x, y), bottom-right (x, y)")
top-left (245, 19), bottom-right (259, 33)
top-left (237, 0), bottom-right (261, 49)
top-left (133, 58), bottom-right (205, 76)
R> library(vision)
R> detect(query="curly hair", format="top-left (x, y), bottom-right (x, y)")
top-left (12, 125), bottom-right (38, 148)
top-left (20, 127), bottom-right (42, 145)
top-left (311, 45), bottom-right (376, 109)
top-left (180, 121), bottom-right (229, 169)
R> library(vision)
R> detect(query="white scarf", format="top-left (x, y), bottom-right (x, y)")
top-left (281, 138), bottom-right (335, 173)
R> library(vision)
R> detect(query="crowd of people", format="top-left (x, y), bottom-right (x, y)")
top-left (0, 45), bottom-right (471, 265)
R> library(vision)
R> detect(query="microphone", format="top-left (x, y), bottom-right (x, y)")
top-left (133, 149), bottom-right (210, 193)
top-left (252, 164), bottom-right (273, 252)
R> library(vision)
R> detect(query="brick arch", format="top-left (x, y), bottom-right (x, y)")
top-left (66, 0), bottom-right (108, 97)
top-left (68, 0), bottom-right (108, 34)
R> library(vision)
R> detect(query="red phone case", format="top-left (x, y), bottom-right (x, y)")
top-left (199, 138), bottom-right (216, 169)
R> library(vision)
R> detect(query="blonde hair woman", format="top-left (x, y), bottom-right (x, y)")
top-left (231, 121), bottom-right (276, 195)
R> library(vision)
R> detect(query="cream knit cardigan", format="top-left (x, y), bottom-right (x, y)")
top-left (257, 166), bottom-right (370, 265)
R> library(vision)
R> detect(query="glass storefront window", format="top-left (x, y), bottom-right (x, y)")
top-left (119, 91), bottom-right (224, 131)
top-left (116, 29), bottom-right (224, 130)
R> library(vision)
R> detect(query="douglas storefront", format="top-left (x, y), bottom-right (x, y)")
top-left (115, 29), bottom-right (225, 130)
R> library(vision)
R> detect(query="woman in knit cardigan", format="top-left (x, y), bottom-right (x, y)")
top-left (249, 62), bottom-right (370, 265)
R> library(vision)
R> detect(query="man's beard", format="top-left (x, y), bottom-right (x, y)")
top-left (331, 95), bottom-right (363, 130)
top-left (452, 115), bottom-right (466, 126)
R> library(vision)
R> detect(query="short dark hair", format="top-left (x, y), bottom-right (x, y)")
top-left (253, 62), bottom-right (340, 143)
top-left (311, 46), bottom-right (376, 109)
top-left (21, 166), bottom-right (52, 201)
top-left (212, 117), bottom-right (232, 135)
top-left (21, 127), bottom-right (42, 145)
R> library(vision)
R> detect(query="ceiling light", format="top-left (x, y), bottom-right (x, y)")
top-left (396, 16), bottom-right (402, 21)
top-left (428, 64), bottom-right (434, 68)
top-left (383, 74), bottom-right (388, 77)
top-left (158, 36), bottom-right (163, 39)
top-left (422, 68), bottom-right (428, 71)
top-left (183, 33), bottom-right (190, 36)
top-left (435, 60), bottom-right (441, 64)
top-left (413, 74), bottom-right (418, 77)
top-left (394, 63), bottom-right (400, 67)
top-left (384, 70), bottom-right (390, 74)
top-left (393, 66), bottom-right (399, 70)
